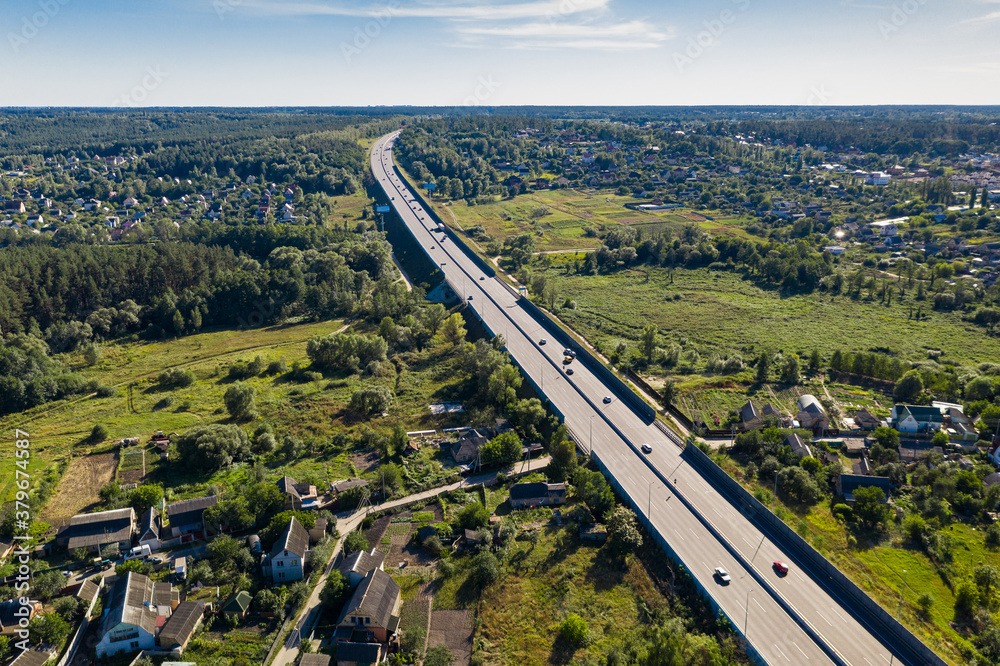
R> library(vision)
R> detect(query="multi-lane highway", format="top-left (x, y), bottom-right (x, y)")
top-left (370, 131), bottom-right (917, 666)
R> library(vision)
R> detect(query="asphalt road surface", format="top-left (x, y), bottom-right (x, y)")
top-left (371, 131), bottom-right (910, 666)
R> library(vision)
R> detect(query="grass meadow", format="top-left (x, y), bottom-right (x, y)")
top-left (0, 317), bottom-right (476, 505)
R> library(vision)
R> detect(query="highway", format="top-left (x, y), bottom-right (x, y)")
top-left (371, 131), bottom-right (910, 666)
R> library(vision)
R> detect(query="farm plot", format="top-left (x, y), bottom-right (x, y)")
top-left (40, 452), bottom-right (116, 524)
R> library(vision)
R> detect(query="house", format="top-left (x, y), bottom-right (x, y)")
top-left (836, 474), bottom-right (893, 502)
top-left (165, 495), bottom-right (218, 538)
top-left (331, 478), bottom-right (368, 499)
top-left (739, 401), bottom-right (762, 430)
top-left (796, 395), bottom-right (829, 430)
top-left (157, 601), bottom-right (205, 653)
top-left (95, 572), bottom-right (172, 658)
top-left (339, 548), bottom-right (386, 588)
top-left (942, 407), bottom-right (979, 442)
top-left (137, 507), bottom-right (161, 550)
top-left (309, 518), bottom-right (328, 545)
top-left (509, 482), bottom-right (567, 509)
top-left (784, 434), bottom-right (812, 459)
top-left (984, 472), bottom-right (1000, 489)
top-left (890, 405), bottom-right (943, 434)
top-left (335, 568), bottom-right (402, 645)
top-left (278, 475), bottom-right (318, 511)
top-left (450, 429), bottom-right (489, 465)
top-left (264, 517), bottom-right (309, 582)
top-left (76, 578), bottom-right (102, 607)
top-left (335, 643), bottom-right (382, 666)
top-left (853, 409), bottom-right (883, 432)
top-left (865, 172), bottom-right (891, 186)
top-left (464, 529), bottom-right (487, 548)
top-left (220, 590), bottom-right (252, 618)
top-left (761, 404), bottom-right (781, 420)
top-left (57, 507), bottom-right (136, 554)
top-left (4, 200), bottom-right (25, 214)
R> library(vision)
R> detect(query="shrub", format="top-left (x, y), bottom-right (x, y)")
top-left (917, 592), bottom-right (934, 619)
top-left (343, 530), bottom-right (368, 555)
top-left (349, 385), bottom-right (393, 416)
top-left (224, 382), bottom-right (258, 421)
top-left (90, 423), bottom-right (109, 443)
top-left (265, 360), bottom-right (288, 375)
top-left (470, 551), bottom-right (499, 587)
top-left (157, 367), bottom-right (195, 388)
top-left (986, 524), bottom-right (1000, 550)
top-left (559, 614), bottom-right (589, 647)
top-left (425, 646), bottom-right (455, 666)
top-left (458, 503), bottom-right (489, 531)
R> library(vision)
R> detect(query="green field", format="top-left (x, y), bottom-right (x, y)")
top-left (0, 316), bottom-right (476, 503)
top-left (425, 188), bottom-right (753, 253)
top-left (539, 265), bottom-right (1000, 368)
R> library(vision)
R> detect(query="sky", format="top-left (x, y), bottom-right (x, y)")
top-left (1, 0), bottom-right (999, 107)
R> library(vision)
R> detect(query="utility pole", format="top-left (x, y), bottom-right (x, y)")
top-left (648, 480), bottom-right (659, 521)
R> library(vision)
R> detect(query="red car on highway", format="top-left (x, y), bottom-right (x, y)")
top-left (773, 561), bottom-right (789, 576)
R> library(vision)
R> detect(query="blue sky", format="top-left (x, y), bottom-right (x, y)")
top-left (2, 0), bottom-right (999, 106)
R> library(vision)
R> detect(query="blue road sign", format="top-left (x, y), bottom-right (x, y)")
top-left (423, 183), bottom-right (437, 190)
top-left (375, 205), bottom-right (390, 213)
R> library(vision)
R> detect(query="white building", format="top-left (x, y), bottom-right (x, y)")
top-left (865, 172), bottom-right (891, 186)
top-left (95, 572), bottom-right (171, 658)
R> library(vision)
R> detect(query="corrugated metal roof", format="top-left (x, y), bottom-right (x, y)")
top-left (100, 572), bottom-right (159, 637)
top-left (158, 601), bottom-right (204, 649)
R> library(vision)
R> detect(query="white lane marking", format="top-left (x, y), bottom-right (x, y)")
top-left (829, 606), bottom-right (847, 623)
top-left (816, 610), bottom-right (832, 625)
top-left (863, 658), bottom-right (874, 666)
top-left (773, 644), bottom-right (790, 662)
top-left (880, 653), bottom-right (891, 664)
top-left (688, 527), bottom-right (697, 538)
top-left (754, 598), bottom-right (767, 613)
top-left (793, 643), bottom-right (809, 660)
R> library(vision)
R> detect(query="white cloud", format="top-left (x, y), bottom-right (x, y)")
top-left (453, 19), bottom-right (672, 49)
top-left (236, 0), bottom-right (670, 51)
top-left (959, 0), bottom-right (1000, 25)
top-left (960, 9), bottom-right (1000, 24)
top-left (239, 0), bottom-right (613, 21)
